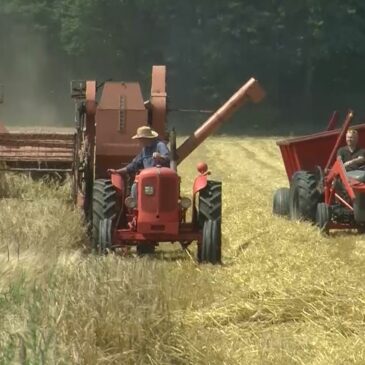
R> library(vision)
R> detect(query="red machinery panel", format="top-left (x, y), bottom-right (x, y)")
top-left (277, 123), bottom-right (365, 181)
top-left (95, 82), bottom-right (148, 178)
top-left (137, 167), bottom-right (180, 235)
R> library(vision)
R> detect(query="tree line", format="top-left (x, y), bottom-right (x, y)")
top-left (1, 0), bottom-right (365, 132)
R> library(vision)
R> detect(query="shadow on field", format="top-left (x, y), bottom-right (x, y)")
top-left (94, 246), bottom-right (194, 263)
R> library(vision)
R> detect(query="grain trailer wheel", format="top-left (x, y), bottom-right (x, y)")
top-left (289, 171), bottom-right (320, 221)
top-left (315, 203), bottom-right (330, 234)
top-left (273, 187), bottom-right (290, 216)
top-left (92, 179), bottom-right (117, 252)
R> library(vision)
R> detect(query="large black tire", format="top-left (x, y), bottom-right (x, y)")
top-left (354, 193), bottom-right (365, 223)
top-left (98, 218), bottom-right (112, 254)
top-left (198, 219), bottom-right (221, 264)
top-left (289, 171), bottom-right (320, 221)
top-left (197, 181), bottom-right (222, 263)
top-left (198, 181), bottom-right (222, 225)
top-left (315, 203), bottom-right (330, 234)
top-left (92, 179), bottom-right (117, 251)
top-left (273, 187), bottom-right (290, 216)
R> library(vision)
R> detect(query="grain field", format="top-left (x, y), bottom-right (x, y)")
top-left (0, 136), bottom-right (365, 364)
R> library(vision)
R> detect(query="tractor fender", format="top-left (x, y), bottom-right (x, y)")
top-left (111, 173), bottom-right (125, 198)
top-left (193, 175), bottom-right (208, 195)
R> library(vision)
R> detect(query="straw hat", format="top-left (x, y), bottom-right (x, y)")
top-left (132, 126), bottom-right (158, 139)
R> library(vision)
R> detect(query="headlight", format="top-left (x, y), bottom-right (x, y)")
top-left (180, 197), bottom-right (191, 209)
top-left (144, 185), bottom-right (154, 195)
top-left (125, 196), bottom-right (137, 209)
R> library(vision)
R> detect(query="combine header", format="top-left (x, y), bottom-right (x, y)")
top-left (0, 128), bottom-right (74, 173)
top-left (0, 83), bottom-right (75, 174)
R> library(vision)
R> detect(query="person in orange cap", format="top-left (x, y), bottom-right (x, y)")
top-left (107, 126), bottom-right (170, 176)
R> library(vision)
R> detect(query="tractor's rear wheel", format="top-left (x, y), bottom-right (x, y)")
top-left (289, 171), bottom-right (320, 221)
top-left (273, 187), bottom-right (290, 216)
top-left (92, 179), bottom-right (117, 252)
top-left (316, 203), bottom-right (330, 234)
top-left (198, 181), bottom-right (222, 224)
top-left (199, 219), bottom-right (221, 264)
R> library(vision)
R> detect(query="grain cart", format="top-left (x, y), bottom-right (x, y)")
top-left (71, 66), bottom-right (265, 262)
top-left (273, 111), bottom-right (365, 233)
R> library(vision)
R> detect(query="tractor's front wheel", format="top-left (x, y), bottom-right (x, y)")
top-left (92, 179), bottom-right (117, 253)
top-left (273, 187), bottom-right (290, 216)
top-left (315, 203), bottom-right (330, 234)
top-left (198, 219), bottom-right (221, 264)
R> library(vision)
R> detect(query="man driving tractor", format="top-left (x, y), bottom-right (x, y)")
top-left (337, 128), bottom-right (365, 171)
top-left (107, 126), bottom-right (170, 197)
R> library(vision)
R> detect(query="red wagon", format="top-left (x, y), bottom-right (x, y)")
top-left (274, 111), bottom-right (365, 233)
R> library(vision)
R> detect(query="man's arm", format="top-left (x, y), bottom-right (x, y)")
top-left (125, 152), bottom-right (144, 173)
top-left (153, 141), bottom-right (170, 166)
top-left (107, 152), bottom-right (143, 175)
top-left (337, 147), bottom-right (345, 160)
top-left (344, 151), bottom-right (365, 169)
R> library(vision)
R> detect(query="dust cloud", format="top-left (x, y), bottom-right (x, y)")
top-left (0, 20), bottom-right (74, 127)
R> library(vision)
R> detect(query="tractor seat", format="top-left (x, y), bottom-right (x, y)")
top-left (347, 170), bottom-right (365, 183)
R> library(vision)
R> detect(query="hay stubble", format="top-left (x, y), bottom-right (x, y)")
top-left (1, 137), bottom-right (365, 364)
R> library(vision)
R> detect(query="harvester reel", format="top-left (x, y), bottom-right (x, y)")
top-left (289, 171), bottom-right (320, 221)
top-left (199, 219), bottom-right (221, 264)
top-left (273, 187), bottom-right (290, 216)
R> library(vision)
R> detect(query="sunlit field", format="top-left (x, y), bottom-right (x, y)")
top-left (1, 136), bottom-right (365, 364)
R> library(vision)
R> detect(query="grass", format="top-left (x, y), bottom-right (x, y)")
top-left (1, 136), bottom-right (365, 364)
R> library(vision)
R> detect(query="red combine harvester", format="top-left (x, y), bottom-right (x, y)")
top-left (273, 111), bottom-right (365, 233)
top-left (0, 66), bottom-right (265, 262)
top-left (76, 68), bottom-right (265, 262)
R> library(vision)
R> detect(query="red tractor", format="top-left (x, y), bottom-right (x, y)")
top-left (71, 66), bottom-right (265, 262)
top-left (273, 110), bottom-right (365, 234)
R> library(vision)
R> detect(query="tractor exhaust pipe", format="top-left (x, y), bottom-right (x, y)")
top-left (176, 78), bottom-right (265, 164)
top-left (169, 128), bottom-right (177, 171)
